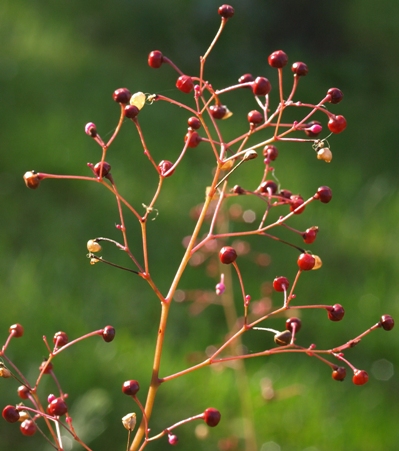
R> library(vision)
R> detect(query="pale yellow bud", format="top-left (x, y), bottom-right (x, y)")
top-left (221, 107), bottom-right (233, 119)
top-left (122, 412), bottom-right (136, 431)
top-left (87, 240), bottom-right (102, 253)
top-left (317, 147), bottom-right (332, 163)
top-left (130, 92), bottom-right (146, 110)
top-left (312, 255), bottom-right (322, 270)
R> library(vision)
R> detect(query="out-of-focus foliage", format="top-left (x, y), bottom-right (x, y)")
top-left (1, 1), bottom-right (398, 450)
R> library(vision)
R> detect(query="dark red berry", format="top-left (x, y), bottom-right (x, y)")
top-left (17, 385), bottom-right (30, 400)
top-left (188, 116), bottom-right (201, 129)
top-left (39, 360), bottom-right (53, 374)
top-left (252, 77), bottom-right (271, 96)
top-left (380, 314), bottom-right (394, 331)
top-left (303, 226), bottom-right (319, 244)
top-left (273, 276), bottom-right (289, 292)
top-left (124, 105), bottom-right (140, 119)
top-left (327, 304), bottom-right (345, 321)
top-left (297, 253), bottom-right (315, 271)
top-left (290, 195), bottom-right (305, 214)
top-left (315, 186), bottom-right (332, 203)
top-left (218, 5), bottom-right (234, 19)
top-left (268, 50), bottom-right (288, 68)
top-left (232, 185), bottom-right (245, 195)
top-left (210, 105), bottom-right (227, 119)
top-left (332, 366), bottom-right (347, 381)
top-left (113, 88), bottom-right (131, 104)
top-left (122, 380), bottom-right (140, 396)
top-left (286, 317), bottom-right (301, 333)
top-left (219, 246), bottom-right (237, 264)
top-left (247, 110), bottom-right (263, 125)
top-left (158, 160), bottom-right (174, 177)
top-left (176, 75), bottom-right (194, 94)
top-left (328, 115), bottom-right (347, 134)
top-left (263, 145), bottom-right (278, 161)
top-left (352, 370), bottom-right (368, 386)
top-left (304, 120), bottom-right (322, 137)
top-left (274, 330), bottom-right (292, 346)
top-left (9, 324), bottom-right (24, 338)
top-left (102, 325), bottom-right (116, 342)
top-left (185, 131), bottom-right (202, 148)
top-left (204, 408), bottom-right (221, 427)
top-left (20, 419), bottom-right (37, 436)
top-left (238, 73), bottom-right (254, 84)
top-left (94, 161), bottom-right (111, 177)
top-left (23, 171), bottom-right (41, 189)
top-left (291, 62), bottom-right (308, 76)
top-left (327, 88), bottom-right (343, 104)
top-left (2, 405), bottom-right (20, 423)
top-left (279, 189), bottom-right (292, 199)
top-left (48, 398), bottom-right (68, 416)
top-left (260, 180), bottom-right (278, 195)
top-left (53, 331), bottom-right (68, 348)
top-left (148, 50), bottom-right (163, 68)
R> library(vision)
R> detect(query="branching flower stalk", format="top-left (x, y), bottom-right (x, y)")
top-left (1, 4), bottom-right (394, 451)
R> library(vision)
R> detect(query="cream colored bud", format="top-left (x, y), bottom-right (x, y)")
top-left (220, 159), bottom-right (234, 170)
top-left (130, 92), bottom-right (146, 110)
top-left (0, 366), bottom-right (11, 378)
top-left (122, 412), bottom-right (136, 431)
top-left (317, 147), bottom-right (332, 163)
top-left (18, 411), bottom-right (30, 422)
top-left (243, 150), bottom-right (258, 161)
top-left (87, 240), bottom-right (102, 253)
top-left (221, 107), bottom-right (233, 119)
top-left (312, 255), bottom-right (322, 270)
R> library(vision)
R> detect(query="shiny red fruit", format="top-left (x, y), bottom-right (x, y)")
top-left (204, 408), bottom-right (221, 427)
top-left (113, 88), bottom-right (131, 104)
top-left (332, 366), bottom-right (347, 381)
top-left (48, 397), bottom-right (68, 416)
top-left (327, 304), bottom-right (345, 321)
top-left (328, 115), bottom-right (347, 133)
top-left (102, 326), bottom-right (116, 342)
top-left (352, 370), bottom-right (368, 385)
top-left (148, 50), bottom-right (163, 68)
top-left (122, 380), bottom-right (140, 396)
top-left (268, 50), bottom-right (288, 68)
top-left (20, 419), bottom-right (37, 436)
top-left (219, 246), bottom-right (237, 264)
top-left (297, 253), bottom-right (315, 271)
top-left (176, 75), bottom-right (194, 94)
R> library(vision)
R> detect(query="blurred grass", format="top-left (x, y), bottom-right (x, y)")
top-left (1, 0), bottom-right (398, 450)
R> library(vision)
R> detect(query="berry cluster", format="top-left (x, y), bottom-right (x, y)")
top-left (5, 4), bottom-right (393, 451)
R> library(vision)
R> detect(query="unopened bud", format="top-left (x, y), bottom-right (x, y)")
top-left (87, 240), bottom-right (102, 253)
top-left (23, 171), bottom-right (41, 189)
top-left (130, 92), bottom-right (146, 110)
top-left (317, 147), bottom-right (333, 163)
top-left (122, 412), bottom-right (136, 431)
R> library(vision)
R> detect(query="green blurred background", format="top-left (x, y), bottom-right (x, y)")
top-left (1, 0), bottom-right (398, 450)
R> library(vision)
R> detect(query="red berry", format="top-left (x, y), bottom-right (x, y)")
top-left (285, 317), bottom-right (301, 333)
top-left (17, 385), bottom-right (30, 400)
top-left (209, 105), bottom-right (227, 119)
top-left (9, 324), bottom-right (24, 337)
top-left (304, 120), bottom-right (322, 137)
top-left (53, 331), bottom-right (68, 348)
top-left (102, 325), bottom-right (116, 342)
top-left (332, 366), bottom-right (347, 381)
top-left (328, 115), bottom-right (347, 134)
top-left (247, 110), bottom-right (263, 125)
top-left (20, 419), bottom-right (37, 436)
top-left (185, 131), bottom-right (202, 148)
top-left (124, 105), bottom-right (140, 119)
top-left (23, 171), bottom-right (41, 189)
top-left (303, 226), bottom-right (319, 244)
top-left (268, 50), bottom-right (288, 68)
top-left (232, 185), bottom-right (245, 195)
top-left (113, 88), bottom-right (131, 104)
top-left (252, 77), bottom-right (271, 96)
top-left (263, 145), bottom-right (278, 161)
top-left (148, 50), bottom-right (163, 68)
top-left (2, 405), bottom-right (20, 423)
top-left (260, 180), bottom-right (278, 195)
top-left (327, 304), bottom-right (345, 321)
top-left (291, 62), bottom-right (308, 76)
top-left (315, 186), bottom-right (332, 203)
top-left (352, 370), bottom-right (368, 386)
top-left (176, 75), bottom-right (194, 94)
top-left (273, 276), bottom-right (289, 292)
top-left (204, 408), bottom-right (221, 427)
top-left (279, 189), bottom-right (292, 199)
top-left (158, 160), bottom-right (174, 177)
top-left (48, 398), bottom-right (68, 416)
top-left (39, 360), bottom-right (53, 374)
top-left (188, 117), bottom-right (201, 129)
top-left (122, 380), bottom-right (140, 396)
top-left (238, 73), bottom-right (254, 84)
top-left (379, 314), bottom-right (394, 331)
top-left (219, 246), bottom-right (237, 264)
top-left (218, 5), bottom-right (234, 19)
top-left (327, 88), bottom-right (343, 104)
top-left (297, 253), bottom-right (315, 271)
top-left (94, 161), bottom-right (111, 177)
top-left (290, 195), bottom-right (305, 214)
